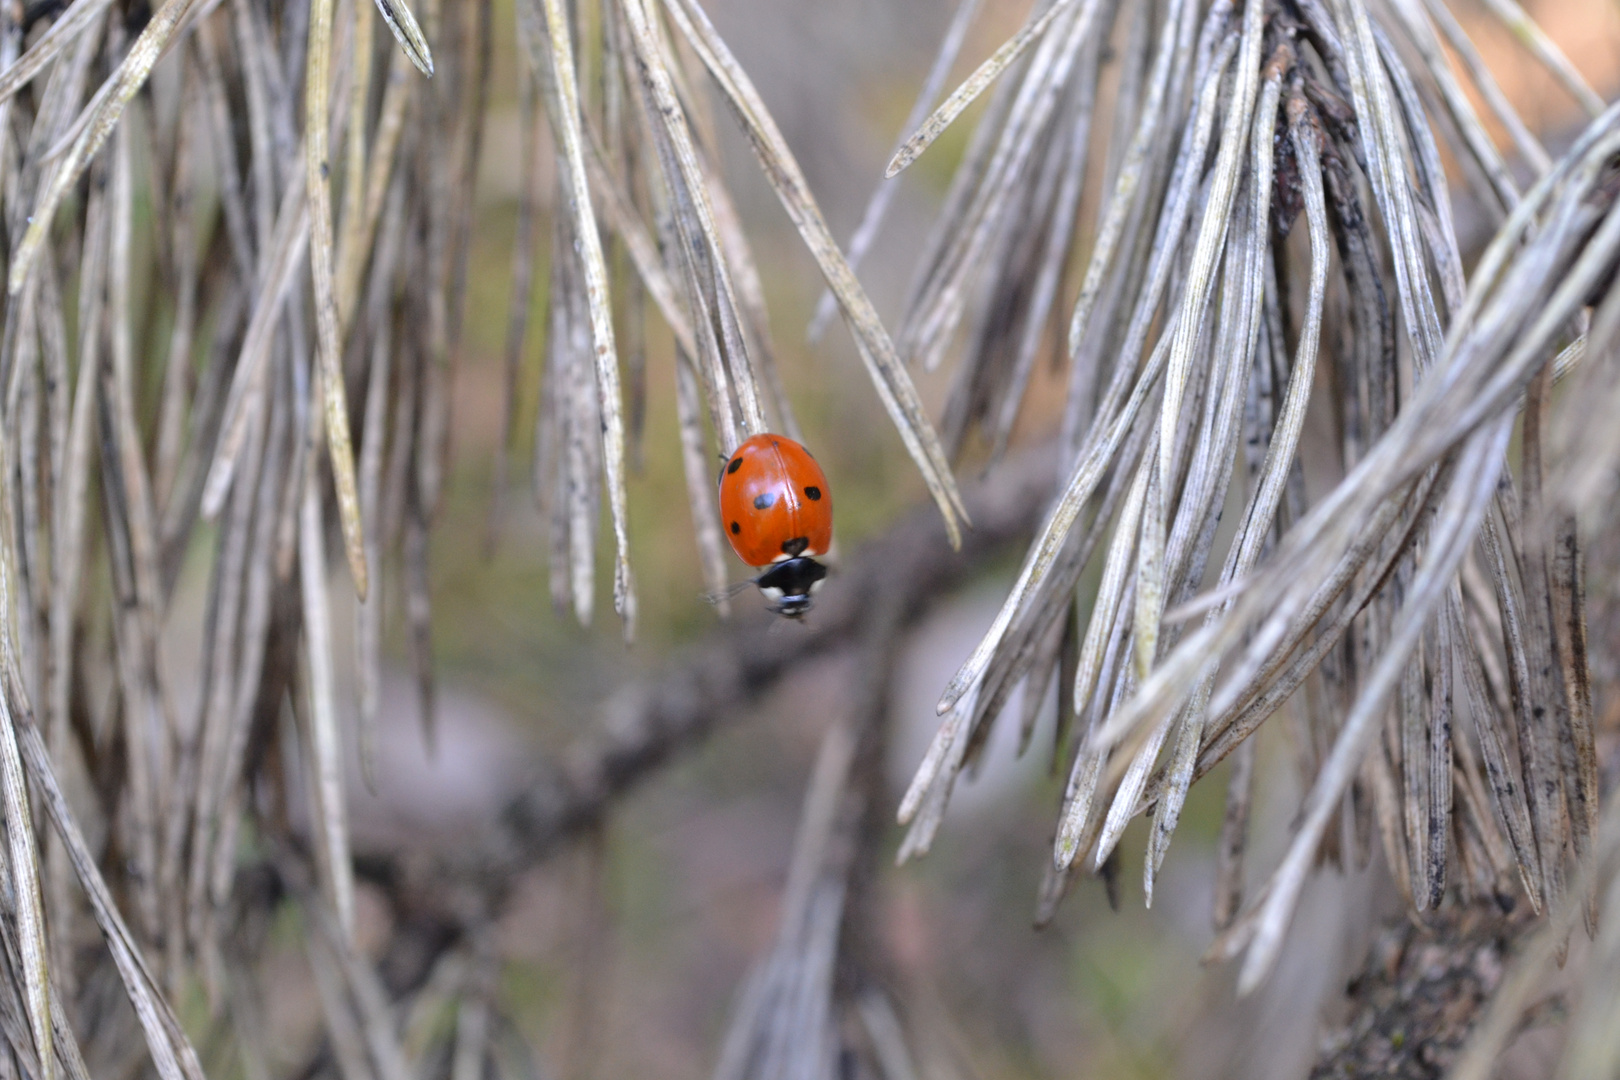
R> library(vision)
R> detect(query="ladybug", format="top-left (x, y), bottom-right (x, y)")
top-left (717, 433), bottom-right (833, 617)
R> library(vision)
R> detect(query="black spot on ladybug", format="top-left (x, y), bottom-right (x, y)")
top-left (730, 521), bottom-right (741, 535)
top-left (781, 537), bottom-right (807, 557)
top-left (804, 486), bottom-right (821, 501)
top-left (753, 492), bottom-right (776, 510)
top-left (727, 457), bottom-right (743, 474)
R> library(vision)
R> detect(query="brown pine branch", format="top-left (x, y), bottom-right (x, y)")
top-left (1310, 903), bottom-right (1547, 1079)
top-left (351, 442), bottom-right (1057, 995)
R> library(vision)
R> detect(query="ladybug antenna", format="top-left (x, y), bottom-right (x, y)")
top-left (700, 579), bottom-right (756, 606)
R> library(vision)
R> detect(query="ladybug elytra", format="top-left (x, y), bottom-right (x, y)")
top-left (717, 433), bottom-right (833, 617)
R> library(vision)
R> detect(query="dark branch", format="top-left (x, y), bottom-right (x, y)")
top-left (1310, 903), bottom-right (1547, 1078)
top-left (364, 443), bottom-right (1059, 994)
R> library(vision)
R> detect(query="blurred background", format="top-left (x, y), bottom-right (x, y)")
top-left (223, 1), bottom-right (1620, 1077)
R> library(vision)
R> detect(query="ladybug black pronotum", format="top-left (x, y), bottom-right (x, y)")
top-left (717, 434), bottom-right (833, 617)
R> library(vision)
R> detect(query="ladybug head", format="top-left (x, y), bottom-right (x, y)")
top-left (754, 556), bottom-right (827, 618)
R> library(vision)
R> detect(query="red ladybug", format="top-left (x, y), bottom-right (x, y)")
top-left (717, 433), bottom-right (833, 616)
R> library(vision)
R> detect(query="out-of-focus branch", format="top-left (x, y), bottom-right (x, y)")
top-left (487, 447), bottom-right (1052, 868)
top-left (366, 443), bottom-right (1059, 992)
top-left (713, 585), bottom-right (911, 1079)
